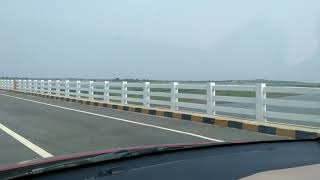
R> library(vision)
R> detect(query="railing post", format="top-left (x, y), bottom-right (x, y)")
top-left (143, 82), bottom-right (150, 107)
top-left (89, 81), bottom-right (94, 100)
top-left (12, 80), bottom-right (15, 90)
top-left (40, 80), bottom-right (44, 93)
top-left (121, 81), bottom-right (128, 105)
top-left (206, 82), bottom-right (215, 115)
top-left (28, 80), bottom-right (32, 92)
top-left (34, 80), bottom-right (38, 92)
top-left (34, 80), bottom-right (37, 92)
top-left (30, 80), bottom-right (33, 92)
top-left (256, 83), bottom-right (266, 122)
top-left (13, 79), bottom-right (16, 90)
top-left (56, 80), bottom-right (60, 96)
top-left (76, 81), bottom-right (81, 99)
top-left (48, 80), bottom-right (52, 94)
top-left (18, 80), bottom-right (22, 90)
top-left (171, 82), bottom-right (178, 111)
top-left (65, 80), bottom-right (70, 97)
top-left (104, 81), bottom-right (109, 102)
top-left (22, 80), bottom-right (25, 92)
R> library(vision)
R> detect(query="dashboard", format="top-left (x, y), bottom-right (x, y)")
top-left (20, 140), bottom-right (320, 180)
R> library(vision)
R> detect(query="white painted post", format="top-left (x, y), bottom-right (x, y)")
top-left (56, 80), bottom-right (60, 96)
top-left (29, 80), bottom-right (32, 92)
top-left (22, 80), bottom-right (26, 92)
top-left (171, 82), bottom-right (178, 111)
top-left (89, 81), bottom-right (94, 100)
top-left (34, 80), bottom-right (40, 93)
top-left (35, 80), bottom-right (38, 92)
top-left (76, 81), bottom-right (81, 99)
top-left (48, 80), bottom-right (52, 94)
top-left (121, 81), bottom-right (128, 105)
top-left (34, 80), bottom-right (38, 92)
top-left (104, 81), bottom-right (109, 102)
top-left (65, 80), bottom-right (70, 97)
top-left (28, 80), bottom-right (32, 92)
top-left (143, 82), bottom-right (150, 107)
top-left (18, 80), bottom-right (22, 90)
top-left (206, 82), bottom-right (216, 115)
top-left (40, 80), bottom-right (44, 93)
top-left (256, 83), bottom-right (266, 122)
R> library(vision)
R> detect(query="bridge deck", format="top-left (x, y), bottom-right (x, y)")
top-left (0, 91), bottom-right (285, 165)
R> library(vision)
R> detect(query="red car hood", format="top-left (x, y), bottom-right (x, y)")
top-left (0, 142), bottom-right (213, 172)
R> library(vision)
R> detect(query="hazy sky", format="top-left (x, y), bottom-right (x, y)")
top-left (0, 0), bottom-right (319, 82)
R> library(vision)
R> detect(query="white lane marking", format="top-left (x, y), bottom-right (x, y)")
top-left (0, 122), bottom-right (53, 158)
top-left (0, 93), bottom-right (224, 142)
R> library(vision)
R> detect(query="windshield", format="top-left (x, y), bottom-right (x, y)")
top-left (0, 0), bottom-right (319, 171)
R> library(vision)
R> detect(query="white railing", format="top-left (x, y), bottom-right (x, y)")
top-left (1, 79), bottom-right (320, 127)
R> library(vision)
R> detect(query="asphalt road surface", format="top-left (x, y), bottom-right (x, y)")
top-left (0, 91), bottom-right (285, 165)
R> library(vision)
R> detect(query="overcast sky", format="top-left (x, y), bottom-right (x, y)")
top-left (0, 0), bottom-right (319, 82)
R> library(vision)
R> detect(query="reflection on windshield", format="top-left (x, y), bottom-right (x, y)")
top-left (0, 0), bottom-right (319, 172)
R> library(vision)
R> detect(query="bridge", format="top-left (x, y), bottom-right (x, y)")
top-left (0, 79), bottom-right (319, 165)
